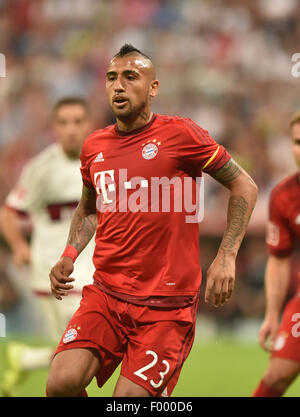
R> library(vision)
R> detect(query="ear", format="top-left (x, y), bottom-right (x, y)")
top-left (149, 80), bottom-right (159, 98)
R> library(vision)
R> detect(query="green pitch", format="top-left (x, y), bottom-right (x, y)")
top-left (1, 337), bottom-right (300, 397)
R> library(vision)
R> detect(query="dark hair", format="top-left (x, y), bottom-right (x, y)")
top-left (52, 96), bottom-right (90, 116)
top-left (114, 43), bottom-right (152, 61)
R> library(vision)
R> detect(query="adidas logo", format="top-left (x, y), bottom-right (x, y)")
top-left (94, 152), bottom-right (104, 163)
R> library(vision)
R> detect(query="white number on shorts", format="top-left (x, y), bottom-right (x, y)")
top-left (150, 359), bottom-right (170, 389)
top-left (291, 313), bottom-right (300, 337)
top-left (134, 350), bottom-right (158, 381)
top-left (133, 350), bottom-right (170, 389)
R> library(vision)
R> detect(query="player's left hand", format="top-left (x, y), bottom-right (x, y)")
top-left (204, 252), bottom-right (236, 307)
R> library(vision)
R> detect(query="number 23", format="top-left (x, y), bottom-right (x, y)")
top-left (134, 350), bottom-right (170, 389)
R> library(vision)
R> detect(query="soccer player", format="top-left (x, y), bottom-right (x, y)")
top-left (46, 44), bottom-right (257, 397)
top-left (0, 97), bottom-right (95, 396)
top-left (253, 111), bottom-right (300, 397)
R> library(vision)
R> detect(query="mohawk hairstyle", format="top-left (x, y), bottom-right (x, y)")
top-left (114, 43), bottom-right (152, 61)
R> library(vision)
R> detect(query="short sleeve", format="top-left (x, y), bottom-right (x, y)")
top-left (5, 159), bottom-right (45, 213)
top-left (80, 140), bottom-right (94, 189)
top-left (266, 190), bottom-right (293, 257)
top-left (179, 118), bottom-right (231, 173)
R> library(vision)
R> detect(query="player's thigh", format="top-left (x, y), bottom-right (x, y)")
top-left (47, 347), bottom-right (101, 390)
top-left (121, 317), bottom-right (196, 397)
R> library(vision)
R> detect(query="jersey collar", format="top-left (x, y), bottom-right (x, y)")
top-left (115, 113), bottom-right (156, 136)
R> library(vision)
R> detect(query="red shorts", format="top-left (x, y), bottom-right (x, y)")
top-left (271, 295), bottom-right (300, 362)
top-left (55, 284), bottom-right (198, 396)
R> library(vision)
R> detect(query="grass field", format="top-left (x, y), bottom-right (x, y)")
top-left (1, 335), bottom-right (300, 397)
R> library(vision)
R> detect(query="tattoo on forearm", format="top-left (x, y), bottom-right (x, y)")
top-left (67, 185), bottom-right (97, 252)
top-left (210, 159), bottom-right (241, 186)
top-left (220, 195), bottom-right (249, 254)
top-left (67, 211), bottom-right (97, 252)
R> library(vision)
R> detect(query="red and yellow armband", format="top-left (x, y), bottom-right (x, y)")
top-left (61, 245), bottom-right (78, 263)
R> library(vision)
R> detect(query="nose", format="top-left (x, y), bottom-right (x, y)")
top-left (114, 77), bottom-right (125, 92)
top-left (65, 122), bottom-right (78, 136)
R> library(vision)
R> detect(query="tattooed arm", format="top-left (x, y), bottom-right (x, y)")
top-left (49, 185), bottom-right (97, 300)
top-left (66, 185), bottom-right (97, 252)
top-left (204, 158), bottom-right (258, 307)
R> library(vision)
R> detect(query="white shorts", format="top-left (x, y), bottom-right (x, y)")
top-left (35, 292), bottom-right (82, 341)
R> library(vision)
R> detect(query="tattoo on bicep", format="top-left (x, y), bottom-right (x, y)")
top-left (210, 159), bottom-right (241, 186)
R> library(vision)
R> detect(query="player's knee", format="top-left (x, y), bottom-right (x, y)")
top-left (113, 375), bottom-right (153, 397)
top-left (46, 367), bottom-right (83, 397)
top-left (113, 388), bottom-right (151, 397)
top-left (263, 369), bottom-right (292, 392)
top-left (113, 383), bottom-right (152, 397)
top-left (46, 373), bottom-right (72, 397)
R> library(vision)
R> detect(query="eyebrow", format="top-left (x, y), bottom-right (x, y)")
top-left (106, 69), bottom-right (140, 77)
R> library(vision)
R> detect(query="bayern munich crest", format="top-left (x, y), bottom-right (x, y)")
top-left (63, 327), bottom-right (78, 344)
top-left (142, 139), bottom-right (160, 160)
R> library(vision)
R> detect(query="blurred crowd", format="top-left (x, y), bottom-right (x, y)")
top-left (0, 0), bottom-right (300, 332)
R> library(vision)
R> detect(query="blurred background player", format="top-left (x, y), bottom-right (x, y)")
top-left (253, 111), bottom-right (300, 397)
top-left (0, 97), bottom-right (95, 396)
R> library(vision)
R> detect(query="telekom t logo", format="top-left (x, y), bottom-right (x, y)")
top-left (94, 170), bottom-right (115, 205)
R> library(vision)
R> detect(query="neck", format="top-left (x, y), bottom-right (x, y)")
top-left (63, 149), bottom-right (80, 160)
top-left (116, 110), bottom-right (153, 133)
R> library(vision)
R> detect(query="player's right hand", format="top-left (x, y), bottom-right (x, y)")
top-left (259, 317), bottom-right (280, 352)
top-left (13, 242), bottom-right (31, 267)
top-left (49, 257), bottom-right (75, 300)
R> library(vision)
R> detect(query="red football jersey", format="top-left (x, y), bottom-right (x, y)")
top-left (266, 173), bottom-right (300, 290)
top-left (80, 114), bottom-right (231, 306)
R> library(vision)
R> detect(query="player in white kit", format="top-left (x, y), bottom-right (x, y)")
top-left (0, 97), bottom-right (95, 396)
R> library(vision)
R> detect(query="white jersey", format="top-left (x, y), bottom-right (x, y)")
top-left (5, 143), bottom-right (95, 292)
